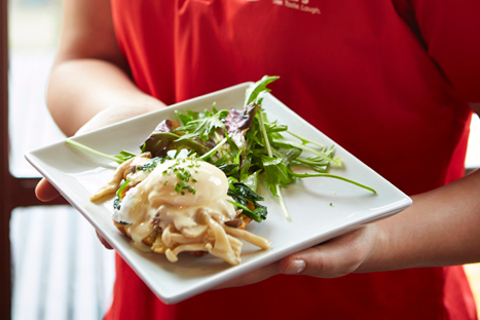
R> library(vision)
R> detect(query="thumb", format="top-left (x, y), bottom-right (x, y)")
top-left (279, 226), bottom-right (373, 278)
top-left (35, 178), bottom-right (60, 202)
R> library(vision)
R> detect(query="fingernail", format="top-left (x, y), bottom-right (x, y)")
top-left (284, 259), bottom-right (306, 274)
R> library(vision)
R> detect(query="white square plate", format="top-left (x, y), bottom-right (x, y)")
top-left (25, 82), bottom-right (412, 304)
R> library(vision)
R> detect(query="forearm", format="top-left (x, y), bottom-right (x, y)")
top-left (45, 0), bottom-right (166, 136)
top-left (46, 59), bottom-right (165, 136)
top-left (363, 168), bottom-right (480, 271)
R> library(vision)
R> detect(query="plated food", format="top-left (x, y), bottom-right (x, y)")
top-left (91, 156), bottom-right (270, 265)
top-left (27, 79), bottom-right (411, 302)
top-left (75, 76), bottom-right (374, 265)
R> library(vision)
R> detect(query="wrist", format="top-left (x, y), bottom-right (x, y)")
top-left (354, 220), bottom-right (390, 273)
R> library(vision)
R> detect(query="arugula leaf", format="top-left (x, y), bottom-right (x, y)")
top-left (175, 109), bottom-right (201, 126)
top-left (291, 156), bottom-right (329, 173)
top-left (115, 150), bottom-right (137, 163)
top-left (197, 138), bottom-right (228, 161)
top-left (261, 155), bottom-right (295, 196)
top-left (273, 139), bottom-right (343, 168)
top-left (175, 106), bottom-right (219, 125)
top-left (244, 75), bottom-right (280, 106)
top-left (174, 109), bottom-right (229, 142)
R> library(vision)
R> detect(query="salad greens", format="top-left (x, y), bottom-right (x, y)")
top-left (67, 75), bottom-right (375, 222)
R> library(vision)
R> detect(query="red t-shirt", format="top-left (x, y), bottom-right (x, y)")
top-left (106, 1), bottom-right (480, 319)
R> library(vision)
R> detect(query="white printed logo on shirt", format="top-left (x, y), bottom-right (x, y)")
top-left (273, 0), bottom-right (321, 15)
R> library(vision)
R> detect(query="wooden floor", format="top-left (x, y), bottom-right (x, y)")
top-left (8, 50), bottom-right (480, 319)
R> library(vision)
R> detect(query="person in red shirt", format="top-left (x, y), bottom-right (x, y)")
top-left (37, 0), bottom-right (480, 319)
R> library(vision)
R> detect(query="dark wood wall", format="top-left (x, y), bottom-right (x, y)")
top-left (1, 0), bottom-right (12, 318)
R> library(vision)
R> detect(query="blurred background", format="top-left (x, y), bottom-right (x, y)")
top-left (7, 1), bottom-right (115, 320)
top-left (4, 0), bottom-right (480, 319)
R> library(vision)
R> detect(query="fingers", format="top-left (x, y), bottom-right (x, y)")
top-left (35, 178), bottom-right (61, 202)
top-left (214, 261), bottom-right (280, 290)
top-left (96, 230), bottom-right (114, 250)
top-left (214, 225), bottom-right (378, 291)
top-left (279, 225), bottom-right (377, 279)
